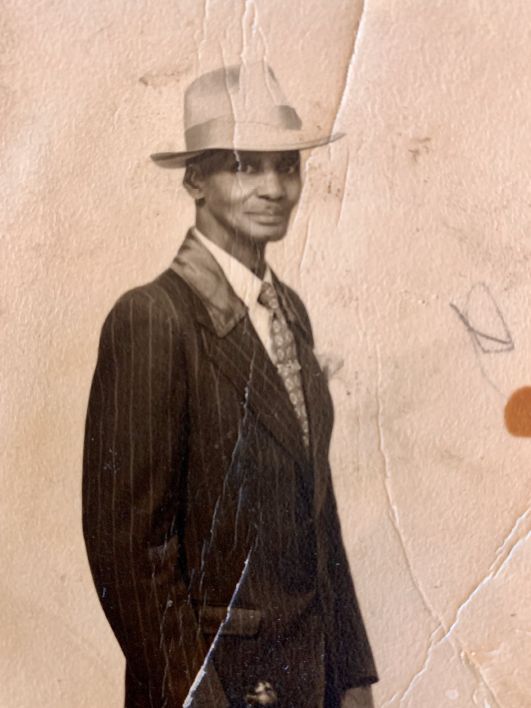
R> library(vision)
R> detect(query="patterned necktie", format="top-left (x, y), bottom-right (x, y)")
top-left (258, 281), bottom-right (310, 450)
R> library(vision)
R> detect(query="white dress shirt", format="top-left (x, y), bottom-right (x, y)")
top-left (194, 228), bottom-right (275, 360)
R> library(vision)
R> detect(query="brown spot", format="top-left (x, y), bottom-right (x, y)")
top-left (505, 387), bottom-right (531, 436)
top-left (138, 64), bottom-right (191, 88)
top-left (408, 137), bottom-right (432, 163)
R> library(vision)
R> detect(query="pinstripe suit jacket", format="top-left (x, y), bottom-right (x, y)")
top-left (82, 230), bottom-right (377, 708)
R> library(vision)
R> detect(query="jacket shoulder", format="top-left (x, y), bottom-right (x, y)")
top-left (103, 268), bottom-right (193, 331)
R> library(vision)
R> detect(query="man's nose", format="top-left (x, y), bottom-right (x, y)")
top-left (256, 169), bottom-right (284, 200)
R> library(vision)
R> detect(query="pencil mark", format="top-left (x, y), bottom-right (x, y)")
top-left (450, 283), bottom-right (513, 395)
top-left (450, 283), bottom-right (514, 354)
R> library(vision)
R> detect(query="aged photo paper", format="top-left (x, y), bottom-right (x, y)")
top-left (1, 0), bottom-right (530, 707)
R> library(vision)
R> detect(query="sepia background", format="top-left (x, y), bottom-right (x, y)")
top-left (1, 0), bottom-right (531, 705)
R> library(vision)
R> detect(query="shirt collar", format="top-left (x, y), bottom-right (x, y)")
top-left (171, 228), bottom-right (307, 339)
top-left (193, 227), bottom-right (272, 310)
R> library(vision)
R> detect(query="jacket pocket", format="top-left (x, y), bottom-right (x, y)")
top-left (197, 605), bottom-right (262, 637)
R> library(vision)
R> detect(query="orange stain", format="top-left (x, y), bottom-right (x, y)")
top-left (505, 387), bottom-right (531, 437)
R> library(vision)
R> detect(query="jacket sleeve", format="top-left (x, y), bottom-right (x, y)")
top-left (322, 474), bottom-right (379, 702)
top-left (82, 288), bottom-right (227, 708)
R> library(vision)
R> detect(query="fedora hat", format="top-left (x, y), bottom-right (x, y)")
top-left (151, 61), bottom-right (344, 168)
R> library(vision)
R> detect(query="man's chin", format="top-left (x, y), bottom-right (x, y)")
top-left (248, 225), bottom-right (289, 244)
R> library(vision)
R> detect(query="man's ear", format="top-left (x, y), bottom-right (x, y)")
top-left (183, 164), bottom-right (205, 201)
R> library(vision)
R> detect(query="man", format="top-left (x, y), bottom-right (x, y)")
top-left (82, 62), bottom-right (378, 708)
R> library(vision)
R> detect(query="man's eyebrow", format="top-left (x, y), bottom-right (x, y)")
top-left (237, 152), bottom-right (260, 162)
top-left (276, 153), bottom-right (300, 167)
top-left (279, 151), bottom-right (299, 161)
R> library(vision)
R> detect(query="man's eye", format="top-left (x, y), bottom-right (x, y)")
top-left (278, 162), bottom-right (299, 175)
top-left (238, 162), bottom-right (258, 174)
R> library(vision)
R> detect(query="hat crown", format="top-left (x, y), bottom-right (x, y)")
top-left (183, 62), bottom-right (302, 144)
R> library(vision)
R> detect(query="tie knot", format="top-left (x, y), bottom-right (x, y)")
top-left (258, 281), bottom-right (280, 311)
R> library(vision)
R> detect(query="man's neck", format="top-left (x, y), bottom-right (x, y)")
top-left (194, 216), bottom-right (267, 280)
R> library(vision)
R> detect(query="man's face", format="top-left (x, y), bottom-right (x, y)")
top-left (188, 150), bottom-right (302, 246)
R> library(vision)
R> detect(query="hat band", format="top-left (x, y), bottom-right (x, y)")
top-left (184, 105), bottom-right (303, 152)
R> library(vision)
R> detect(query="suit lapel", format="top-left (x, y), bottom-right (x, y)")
top-left (170, 230), bottom-right (313, 470)
top-left (292, 328), bottom-right (331, 512)
top-left (273, 276), bottom-right (334, 512)
top-left (201, 318), bottom-right (308, 469)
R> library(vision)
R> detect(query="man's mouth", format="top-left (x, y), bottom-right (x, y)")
top-left (247, 211), bottom-right (286, 223)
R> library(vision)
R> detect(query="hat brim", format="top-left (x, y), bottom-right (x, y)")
top-left (150, 132), bottom-right (345, 169)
